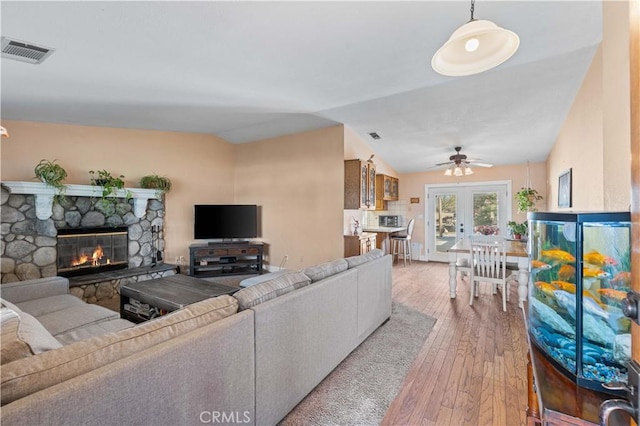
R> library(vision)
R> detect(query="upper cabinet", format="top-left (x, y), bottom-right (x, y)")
top-left (375, 174), bottom-right (399, 210)
top-left (344, 159), bottom-right (376, 210)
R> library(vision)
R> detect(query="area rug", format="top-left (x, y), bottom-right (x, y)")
top-left (279, 302), bottom-right (436, 426)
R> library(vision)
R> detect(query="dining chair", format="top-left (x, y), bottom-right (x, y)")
top-left (469, 235), bottom-right (512, 311)
top-left (391, 218), bottom-right (415, 267)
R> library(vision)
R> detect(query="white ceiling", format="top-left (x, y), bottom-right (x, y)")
top-left (1, 1), bottom-right (602, 173)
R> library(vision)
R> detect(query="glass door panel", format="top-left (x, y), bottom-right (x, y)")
top-left (472, 191), bottom-right (500, 235)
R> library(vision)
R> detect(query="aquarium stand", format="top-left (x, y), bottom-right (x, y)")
top-left (524, 305), bottom-right (631, 426)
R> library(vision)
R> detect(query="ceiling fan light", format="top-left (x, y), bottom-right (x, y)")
top-left (465, 166), bottom-right (474, 175)
top-left (431, 19), bottom-right (520, 76)
top-left (444, 167), bottom-right (453, 176)
top-left (454, 166), bottom-right (463, 177)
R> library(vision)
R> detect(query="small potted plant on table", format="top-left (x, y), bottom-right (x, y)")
top-left (507, 221), bottom-right (528, 240)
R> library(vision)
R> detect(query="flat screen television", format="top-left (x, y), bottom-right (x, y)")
top-left (194, 204), bottom-right (258, 240)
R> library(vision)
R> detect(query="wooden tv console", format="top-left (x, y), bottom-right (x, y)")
top-left (189, 242), bottom-right (263, 278)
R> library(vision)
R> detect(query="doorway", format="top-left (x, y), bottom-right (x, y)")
top-left (425, 181), bottom-right (511, 262)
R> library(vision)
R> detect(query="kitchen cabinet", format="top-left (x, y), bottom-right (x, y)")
top-left (344, 232), bottom-right (377, 257)
top-left (344, 159), bottom-right (376, 210)
top-left (375, 174), bottom-right (399, 210)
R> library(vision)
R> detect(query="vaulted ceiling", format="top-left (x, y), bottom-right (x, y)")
top-left (1, 1), bottom-right (602, 173)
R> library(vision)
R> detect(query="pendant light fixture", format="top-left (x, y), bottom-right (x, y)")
top-left (431, 0), bottom-right (520, 76)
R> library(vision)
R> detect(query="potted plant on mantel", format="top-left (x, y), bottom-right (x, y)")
top-left (34, 159), bottom-right (67, 202)
top-left (89, 169), bottom-right (132, 202)
top-left (507, 221), bottom-right (528, 240)
top-left (140, 174), bottom-right (172, 197)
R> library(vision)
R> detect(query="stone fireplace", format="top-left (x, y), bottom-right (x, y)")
top-left (1, 182), bottom-right (175, 303)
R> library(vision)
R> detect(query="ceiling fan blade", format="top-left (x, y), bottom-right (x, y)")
top-left (469, 162), bottom-right (493, 168)
top-left (434, 161), bottom-right (453, 166)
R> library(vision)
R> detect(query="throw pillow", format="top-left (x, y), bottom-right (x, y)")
top-left (1, 308), bottom-right (63, 365)
top-left (234, 272), bottom-right (311, 310)
top-left (302, 259), bottom-right (348, 283)
top-left (0, 298), bottom-right (22, 313)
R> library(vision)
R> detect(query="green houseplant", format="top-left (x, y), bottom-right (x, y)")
top-left (515, 187), bottom-right (543, 213)
top-left (507, 221), bottom-right (528, 239)
top-left (89, 170), bottom-right (132, 202)
top-left (140, 174), bottom-right (172, 196)
top-left (34, 159), bottom-right (67, 201)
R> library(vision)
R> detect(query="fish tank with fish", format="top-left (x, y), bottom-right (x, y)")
top-left (527, 211), bottom-right (631, 395)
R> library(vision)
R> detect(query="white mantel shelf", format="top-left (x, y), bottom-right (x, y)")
top-left (2, 181), bottom-right (161, 220)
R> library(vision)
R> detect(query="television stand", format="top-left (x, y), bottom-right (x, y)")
top-left (208, 240), bottom-right (251, 245)
top-left (190, 242), bottom-right (263, 278)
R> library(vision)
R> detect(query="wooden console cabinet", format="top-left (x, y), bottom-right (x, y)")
top-left (344, 232), bottom-right (377, 257)
top-left (189, 242), bottom-right (263, 277)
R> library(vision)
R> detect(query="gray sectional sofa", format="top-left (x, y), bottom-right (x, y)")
top-left (1, 249), bottom-right (392, 426)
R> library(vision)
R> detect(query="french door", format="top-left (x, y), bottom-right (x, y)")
top-left (426, 182), bottom-right (510, 262)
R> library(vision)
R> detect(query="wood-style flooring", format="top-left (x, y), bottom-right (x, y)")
top-left (382, 261), bottom-right (528, 426)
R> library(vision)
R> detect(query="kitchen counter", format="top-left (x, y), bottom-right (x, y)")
top-left (362, 226), bottom-right (406, 254)
top-left (362, 226), bottom-right (406, 233)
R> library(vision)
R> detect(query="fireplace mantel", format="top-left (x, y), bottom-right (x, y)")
top-left (1, 181), bottom-right (161, 220)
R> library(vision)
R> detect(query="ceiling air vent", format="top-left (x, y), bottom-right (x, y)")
top-left (368, 132), bottom-right (381, 140)
top-left (1, 37), bottom-right (55, 64)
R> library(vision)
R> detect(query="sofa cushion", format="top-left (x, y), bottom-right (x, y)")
top-left (302, 259), bottom-right (348, 283)
top-left (346, 248), bottom-right (384, 268)
top-left (16, 294), bottom-right (86, 318)
top-left (234, 272), bottom-right (311, 311)
top-left (1, 308), bottom-right (63, 365)
top-left (37, 304), bottom-right (120, 337)
top-left (54, 318), bottom-right (135, 346)
top-left (1, 294), bottom-right (238, 405)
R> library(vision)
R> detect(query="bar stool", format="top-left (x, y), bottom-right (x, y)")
top-left (391, 218), bottom-right (415, 266)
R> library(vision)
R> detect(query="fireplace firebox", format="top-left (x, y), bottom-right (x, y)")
top-left (57, 227), bottom-right (128, 277)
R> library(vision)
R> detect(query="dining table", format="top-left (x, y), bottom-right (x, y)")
top-left (447, 238), bottom-right (530, 307)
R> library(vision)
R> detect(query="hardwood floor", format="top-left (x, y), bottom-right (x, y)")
top-left (382, 261), bottom-right (528, 426)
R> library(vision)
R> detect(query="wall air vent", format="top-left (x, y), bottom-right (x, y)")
top-left (1, 37), bottom-right (55, 64)
top-left (368, 132), bottom-right (381, 140)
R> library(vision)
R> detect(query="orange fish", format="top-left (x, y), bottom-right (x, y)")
top-left (551, 280), bottom-right (577, 294)
top-left (531, 260), bottom-right (552, 270)
top-left (584, 250), bottom-right (617, 267)
top-left (583, 267), bottom-right (610, 279)
top-left (557, 264), bottom-right (576, 281)
top-left (611, 271), bottom-right (632, 287)
top-left (534, 281), bottom-right (557, 298)
top-left (597, 288), bottom-right (628, 302)
top-left (541, 249), bottom-right (576, 263)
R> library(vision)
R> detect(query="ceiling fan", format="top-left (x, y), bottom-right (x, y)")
top-left (434, 146), bottom-right (493, 176)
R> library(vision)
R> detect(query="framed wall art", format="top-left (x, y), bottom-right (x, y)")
top-left (558, 168), bottom-right (572, 208)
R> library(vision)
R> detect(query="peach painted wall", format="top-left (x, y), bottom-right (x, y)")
top-left (547, 46), bottom-right (605, 211)
top-left (234, 125), bottom-right (345, 270)
top-left (602, 0), bottom-right (631, 211)
top-left (547, 1), bottom-right (632, 212)
top-left (399, 162), bottom-right (547, 260)
top-left (0, 120), bottom-right (235, 263)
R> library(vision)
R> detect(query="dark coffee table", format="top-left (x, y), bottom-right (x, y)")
top-left (120, 274), bottom-right (238, 323)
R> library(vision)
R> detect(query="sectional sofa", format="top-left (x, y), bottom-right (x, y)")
top-left (1, 249), bottom-right (392, 426)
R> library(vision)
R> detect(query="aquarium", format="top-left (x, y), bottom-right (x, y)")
top-left (528, 212), bottom-right (631, 395)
